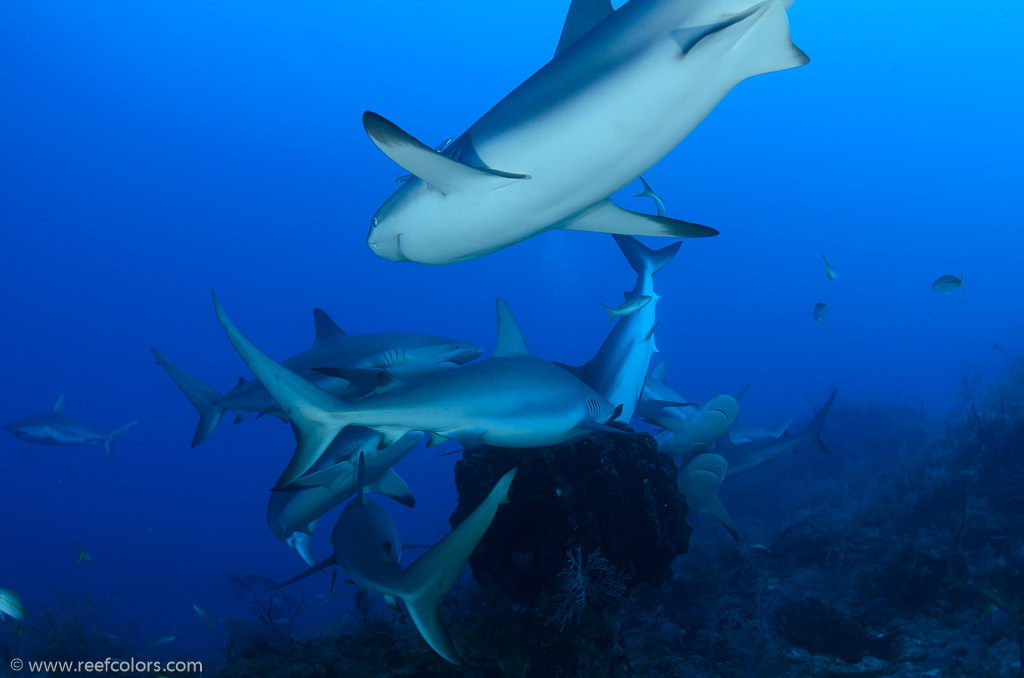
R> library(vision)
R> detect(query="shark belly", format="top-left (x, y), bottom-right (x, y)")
top-left (394, 1), bottom-right (800, 264)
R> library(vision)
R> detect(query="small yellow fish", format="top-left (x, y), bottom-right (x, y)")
top-left (599, 295), bottom-right (653, 321)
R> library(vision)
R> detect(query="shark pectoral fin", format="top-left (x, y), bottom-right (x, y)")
top-left (366, 469), bottom-right (416, 508)
top-left (53, 394), bottom-right (66, 412)
top-left (554, 0), bottom-right (613, 57)
top-left (279, 459), bottom-right (349, 491)
top-left (377, 429), bottom-right (412, 449)
top-left (399, 468), bottom-right (517, 665)
top-left (559, 200), bottom-right (717, 238)
top-left (232, 412), bottom-right (249, 425)
top-left (311, 366), bottom-right (387, 396)
top-left (703, 496), bottom-right (739, 542)
top-left (275, 555), bottom-right (338, 589)
top-left (362, 112), bottom-right (529, 194)
top-left (103, 421), bottom-right (138, 459)
top-left (151, 348), bottom-right (225, 447)
top-left (577, 421), bottom-right (628, 435)
top-left (673, 1), bottom-right (808, 82)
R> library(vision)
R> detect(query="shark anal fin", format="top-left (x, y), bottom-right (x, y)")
top-left (559, 200), bottom-right (717, 239)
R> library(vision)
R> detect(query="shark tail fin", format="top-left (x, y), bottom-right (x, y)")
top-left (613, 234), bottom-right (681, 278)
top-left (211, 292), bottom-right (353, 489)
top-left (397, 468), bottom-right (517, 665)
top-left (803, 388), bottom-right (837, 455)
top-left (103, 421), bottom-right (138, 459)
top-left (151, 348), bottom-right (225, 447)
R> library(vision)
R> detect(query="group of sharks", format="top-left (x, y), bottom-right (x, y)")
top-left (4, 0), bottom-right (812, 663)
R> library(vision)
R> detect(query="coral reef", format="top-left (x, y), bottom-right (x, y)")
top-left (214, 353), bottom-right (1024, 677)
top-left (449, 428), bottom-right (690, 602)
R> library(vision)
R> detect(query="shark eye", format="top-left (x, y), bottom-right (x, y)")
top-left (371, 216), bottom-right (379, 229)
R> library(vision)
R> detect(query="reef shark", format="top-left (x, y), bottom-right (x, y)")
top-left (655, 394), bottom-right (740, 458)
top-left (212, 292), bottom-right (621, 489)
top-left (363, 0), bottom-right (807, 264)
top-left (718, 388), bottom-right (836, 481)
top-left (636, 361), bottom-right (697, 422)
top-left (677, 452), bottom-right (737, 541)
top-left (152, 308), bottom-right (482, 447)
top-left (279, 456), bottom-right (517, 665)
top-left (268, 427), bottom-right (422, 566)
top-left (5, 395), bottom-right (137, 459)
top-left (561, 235), bottom-right (681, 421)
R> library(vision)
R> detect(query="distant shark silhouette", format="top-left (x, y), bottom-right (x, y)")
top-left (363, 0), bottom-right (806, 264)
top-left (6, 395), bottom-right (136, 459)
top-left (718, 388), bottom-right (836, 481)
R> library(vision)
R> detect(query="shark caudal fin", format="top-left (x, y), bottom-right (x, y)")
top-left (397, 468), bottom-right (517, 665)
top-left (613, 234), bottom-right (681, 279)
top-left (103, 421), bottom-right (138, 459)
top-left (211, 292), bottom-right (353, 489)
top-left (672, 0), bottom-right (808, 85)
top-left (151, 348), bottom-right (225, 447)
top-left (802, 388), bottom-right (837, 455)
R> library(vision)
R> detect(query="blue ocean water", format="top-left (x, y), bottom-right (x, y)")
top-left (1, 0), bottom-right (1022, 674)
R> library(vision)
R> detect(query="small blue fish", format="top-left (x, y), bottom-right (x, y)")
top-left (813, 303), bottom-right (828, 331)
top-left (193, 604), bottom-right (215, 630)
top-left (0, 589), bottom-right (24, 622)
top-left (148, 635), bottom-right (176, 648)
top-left (820, 253), bottom-right (839, 280)
top-left (932, 269), bottom-right (963, 294)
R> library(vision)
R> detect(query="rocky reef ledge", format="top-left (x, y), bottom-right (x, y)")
top-left (450, 428), bottom-right (691, 602)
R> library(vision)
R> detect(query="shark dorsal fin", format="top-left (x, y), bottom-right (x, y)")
top-left (650, 362), bottom-right (667, 384)
top-left (53, 394), bottom-right (65, 412)
top-left (555, 0), bottom-right (613, 57)
top-left (312, 308), bottom-right (346, 346)
top-left (493, 297), bottom-right (530, 358)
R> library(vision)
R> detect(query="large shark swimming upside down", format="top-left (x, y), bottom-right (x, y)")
top-left (363, 0), bottom-right (808, 264)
